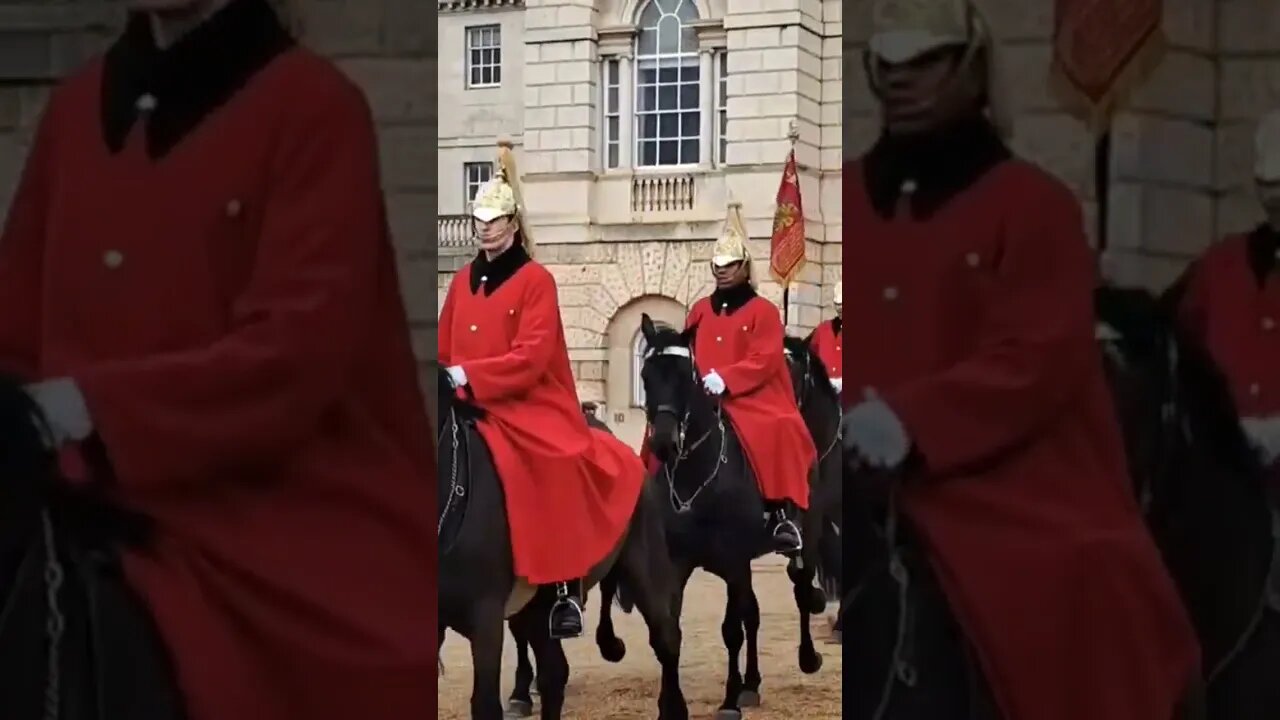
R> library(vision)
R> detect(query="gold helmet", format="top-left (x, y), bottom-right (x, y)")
top-left (1256, 109), bottom-right (1280, 182)
top-left (866, 0), bottom-right (1011, 137)
top-left (470, 140), bottom-right (534, 249)
top-left (833, 280), bottom-right (843, 307)
top-left (712, 201), bottom-right (751, 267)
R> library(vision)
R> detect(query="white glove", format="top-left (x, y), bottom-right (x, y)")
top-left (841, 391), bottom-right (910, 469)
top-left (701, 371), bottom-right (726, 396)
top-left (25, 378), bottom-right (93, 448)
top-left (830, 377), bottom-right (843, 394)
top-left (1241, 416), bottom-right (1280, 466)
top-left (446, 366), bottom-right (468, 388)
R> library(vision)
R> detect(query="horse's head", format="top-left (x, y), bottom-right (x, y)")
top-left (639, 313), bottom-right (699, 463)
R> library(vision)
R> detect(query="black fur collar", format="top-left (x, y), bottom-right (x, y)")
top-left (1246, 223), bottom-right (1280, 287)
top-left (861, 116), bottom-right (1011, 220)
top-left (100, 0), bottom-right (294, 159)
top-left (709, 283), bottom-right (756, 315)
top-left (469, 241), bottom-right (531, 295)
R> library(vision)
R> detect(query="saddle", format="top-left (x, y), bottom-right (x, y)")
top-left (0, 496), bottom-right (186, 720)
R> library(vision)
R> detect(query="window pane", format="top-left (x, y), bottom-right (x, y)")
top-left (638, 2), bottom-right (661, 28)
top-left (637, 85), bottom-right (656, 112)
top-left (679, 83), bottom-right (698, 110)
top-left (470, 49), bottom-right (481, 66)
top-left (658, 85), bottom-right (677, 110)
top-left (680, 64), bottom-right (699, 82)
top-left (680, 25), bottom-right (698, 53)
top-left (658, 140), bottom-right (679, 165)
top-left (470, 67), bottom-right (481, 86)
top-left (492, 66), bottom-right (501, 84)
top-left (680, 111), bottom-right (699, 136)
top-left (675, 0), bottom-right (699, 20)
top-left (656, 0), bottom-right (677, 12)
top-left (608, 60), bottom-right (619, 84)
top-left (608, 143), bottom-right (619, 168)
top-left (607, 116), bottom-right (619, 142)
top-left (659, 113), bottom-right (677, 137)
top-left (637, 27), bottom-right (657, 55)
top-left (638, 114), bottom-right (658, 140)
top-left (681, 139), bottom-right (698, 164)
top-left (657, 15), bottom-right (680, 54)
top-left (640, 140), bottom-right (658, 166)
top-left (658, 66), bottom-right (679, 84)
top-left (607, 87), bottom-right (619, 111)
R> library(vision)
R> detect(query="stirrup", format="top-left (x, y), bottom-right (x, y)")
top-left (773, 519), bottom-right (803, 552)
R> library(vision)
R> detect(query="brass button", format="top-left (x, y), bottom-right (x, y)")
top-left (1263, 317), bottom-right (1275, 331)
top-left (225, 199), bottom-right (242, 218)
top-left (481, 275), bottom-right (489, 283)
top-left (135, 93), bottom-right (157, 112)
top-left (901, 179), bottom-right (917, 194)
top-left (469, 324), bottom-right (478, 332)
top-left (965, 252), bottom-right (980, 267)
top-left (715, 336), bottom-right (722, 342)
top-left (1250, 382), bottom-right (1261, 396)
top-left (508, 309), bottom-right (515, 315)
top-left (103, 250), bottom-right (124, 269)
top-left (741, 325), bottom-right (748, 331)
top-left (883, 286), bottom-right (898, 301)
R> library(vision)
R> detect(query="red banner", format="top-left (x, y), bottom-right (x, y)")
top-left (1053, 0), bottom-right (1162, 105)
top-left (769, 149), bottom-right (806, 287)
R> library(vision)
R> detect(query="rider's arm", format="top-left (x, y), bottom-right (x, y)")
top-left (881, 173), bottom-right (1095, 476)
top-left (73, 81), bottom-right (383, 488)
top-left (715, 301), bottom-right (786, 396)
top-left (458, 265), bottom-right (561, 402)
top-left (0, 96), bottom-right (58, 379)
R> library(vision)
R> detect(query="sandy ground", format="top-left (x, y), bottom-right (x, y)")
top-left (438, 557), bottom-right (842, 719)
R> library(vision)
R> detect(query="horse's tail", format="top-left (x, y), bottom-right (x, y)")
top-left (816, 519), bottom-right (842, 602)
top-left (614, 582), bottom-right (635, 614)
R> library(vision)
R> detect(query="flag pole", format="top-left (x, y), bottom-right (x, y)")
top-left (781, 120), bottom-right (799, 327)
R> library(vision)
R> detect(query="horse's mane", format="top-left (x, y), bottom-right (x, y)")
top-left (783, 334), bottom-right (833, 391)
top-left (1095, 283), bottom-right (1260, 476)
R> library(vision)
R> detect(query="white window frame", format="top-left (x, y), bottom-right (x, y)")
top-left (633, 0), bottom-right (702, 168)
top-left (465, 25), bottom-right (502, 89)
top-left (464, 162), bottom-right (494, 204)
top-left (602, 58), bottom-right (622, 170)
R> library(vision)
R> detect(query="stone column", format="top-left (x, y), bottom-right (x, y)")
top-left (698, 48), bottom-right (714, 167)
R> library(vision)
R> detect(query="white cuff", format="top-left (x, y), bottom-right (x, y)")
top-left (446, 366), bottom-right (468, 387)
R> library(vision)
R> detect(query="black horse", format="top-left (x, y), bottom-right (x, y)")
top-left (0, 375), bottom-right (185, 720)
top-left (783, 335), bottom-right (844, 632)
top-left (639, 315), bottom-right (827, 720)
top-left (1095, 283), bottom-right (1278, 718)
top-left (436, 366), bottom-right (687, 720)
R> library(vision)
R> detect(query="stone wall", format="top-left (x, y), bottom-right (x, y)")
top-left (847, 0), bottom-right (1280, 293)
top-left (0, 0), bottom-right (438, 417)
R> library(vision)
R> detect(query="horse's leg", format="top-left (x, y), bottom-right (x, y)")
top-left (468, 601), bottom-right (507, 720)
top-left (738, 581), bottom-right (763, 707)
top-left (716, 573), bottom-right (749, 720)
top-left (595, 572), bottom-right (627, 662)
top-left (786, 468), bottom-right (826, 674)
top-left (507, 620), bottom-right (535, 718)
top-left (517, 601), bottom-right (571, 720)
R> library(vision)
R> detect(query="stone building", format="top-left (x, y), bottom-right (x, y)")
top-left (439, 0), bottom-right (845, 448)
top-left (0, 0), bottom-right (437, 418)
top-left (848, 0), bottom-right (1280, 291)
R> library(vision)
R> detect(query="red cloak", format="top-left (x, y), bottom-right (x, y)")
top-left (685, 295), bottom-right (814, 509)
top-left (0, 43), bottom-right (436, 720)
top-left (438, 258), bottom-right (645, 584)
top-left (844, 158), bottom-right (1199, 720)
top-left (810, 318), bottom-right (843, 382)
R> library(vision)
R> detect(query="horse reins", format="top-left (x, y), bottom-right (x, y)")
top-left (437, 401), bottom-right (473, 557)
top-left (40, 510), bottom-right (65, 720)
top-left (645, 345), bottom-right (730, 514)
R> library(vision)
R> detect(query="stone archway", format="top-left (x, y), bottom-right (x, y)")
top-left (604, 295), bottom-right (688, 450)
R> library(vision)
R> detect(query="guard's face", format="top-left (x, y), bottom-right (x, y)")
top-left (1258, 176), bottom-right (1280, 229)
top-left (473, 215), bottom-right (518, 255)
top-left (868, 45), bottom-right (981, 136)
top-left (712, 261), bottom-right (748, 289)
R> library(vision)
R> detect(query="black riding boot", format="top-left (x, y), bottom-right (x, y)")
top-left (770, 502), bottom-right (803, 556)
top-left (548, 579), bottom-right (584, 640)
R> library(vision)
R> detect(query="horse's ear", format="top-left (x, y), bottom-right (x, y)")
top-left (640, 313), bottom-right (657, 343)
top-left (802, 328), bottom-right (816, 346)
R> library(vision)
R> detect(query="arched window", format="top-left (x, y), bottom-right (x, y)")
top-left (634, 0), bottom-right (701, 167)
top-left (631, 321), bottom-right (673, 407)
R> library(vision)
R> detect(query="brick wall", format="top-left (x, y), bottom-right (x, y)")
top-left (0, 0), bottom-right (437, 417)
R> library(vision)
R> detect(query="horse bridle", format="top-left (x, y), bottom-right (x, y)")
top-left (436, 391), bottom-right (473, 557)
top-left (644, 345), bottom-right (728, 514)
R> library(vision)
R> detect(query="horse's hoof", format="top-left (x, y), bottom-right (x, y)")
top-left (738, 690), bottom-right (762, 707)
top-left (800, 650), bottom-right (823, 674)
top-left (597, 634), bottom-right (627, 663)
top-left (715, 710), bottom-right (743, 720)
top-left (505, 699), bottom-right (533, 718)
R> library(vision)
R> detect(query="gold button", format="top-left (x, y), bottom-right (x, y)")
top-left (716, 336), bottom-right (722, 342)
top-left (225, 199), bottom-right (242, 218)
top-left (836, 345), bottom-right (841, 351)
top-left (135, 93), bottom-right (157, 112)
top-left (965, 252), bottom-right (980, 267)
top-left (103, 250), bottom-right (124, 269)
top-left (901, 179), bottom-right (917, 194)
top-left (831, 366), bottom-right (837, 373)
top-left (481, 275), bottom-right (489, 283)
top-left (469, 324), bottom-right (478, 332)
top-left (741, 325), bottom-right (748, 331)
top-left (1263, 317), bottom-right (1275, 331)
top-left (1250, 382), bottom-right (1261, 396)
top-left (883, 286), bottom-right (898, 301)
top-left (508, 309), bottom-right (515, 315)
